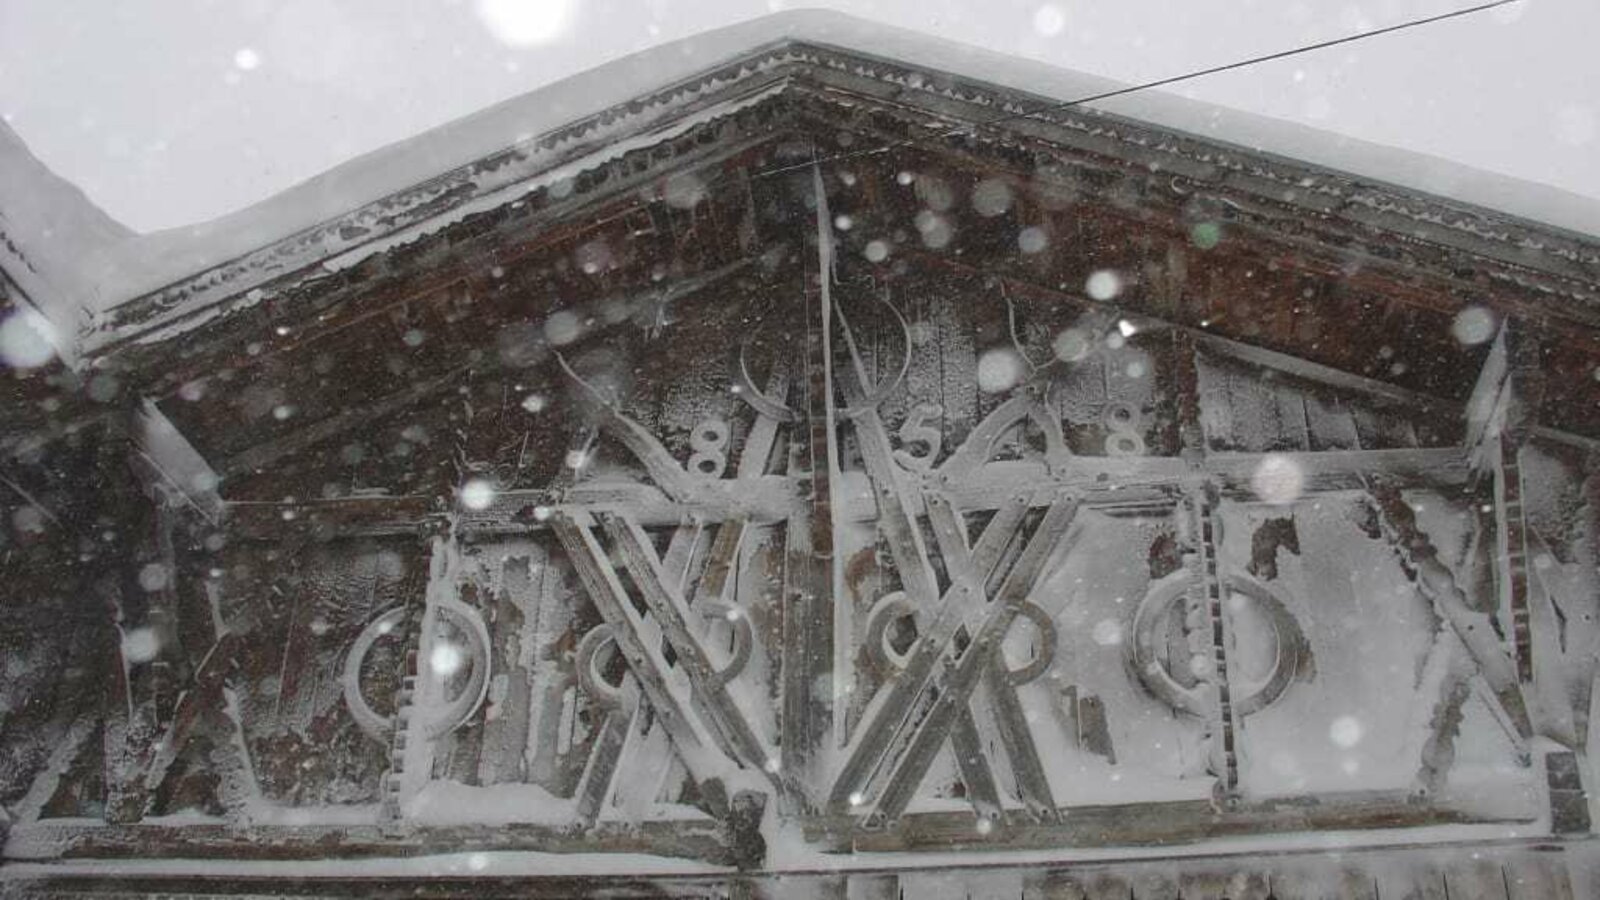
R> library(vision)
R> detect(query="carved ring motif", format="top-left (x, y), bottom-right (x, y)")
top-left (1128, 571), bottom-right (1308, 718)
top-left (342, 598), bottom-right (493, 743)
top-left (576, 623), bottom-right (626, 710)
top-left (866, 590), bottom-right (1057, 685)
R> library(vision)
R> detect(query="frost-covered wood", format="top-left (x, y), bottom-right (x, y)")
top-left (5, 22), bottom-right (1600, 896)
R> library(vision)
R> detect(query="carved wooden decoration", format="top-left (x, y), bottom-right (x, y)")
top-left (3, 30), bottom-right (1600, 899)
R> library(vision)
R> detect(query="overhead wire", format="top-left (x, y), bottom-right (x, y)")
top-left (751, 0), bottom-right (1522, 179)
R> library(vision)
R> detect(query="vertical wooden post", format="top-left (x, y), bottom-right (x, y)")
top-left (1172, 329), bottom-right (1206, 461)
top-left (1191, 488), bottom-right (1240, 801)
top-left (1491, 325), bottom-right (1545, 686)
top-left (780, 220), bottom-right (834, 808)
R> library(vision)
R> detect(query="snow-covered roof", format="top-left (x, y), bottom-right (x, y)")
top-left (3, 10), bottom-right (1598, 363)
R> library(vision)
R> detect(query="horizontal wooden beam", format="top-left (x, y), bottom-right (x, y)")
top-left (3, 818), bottom-right (729, 865)
top-left (235, 445), bottom-right (1471, 544)
top-left (832, 789), bottom-right (1534, 854)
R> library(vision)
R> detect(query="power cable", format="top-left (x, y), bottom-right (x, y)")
top-left (753, 0), bottom-right (1522, 178)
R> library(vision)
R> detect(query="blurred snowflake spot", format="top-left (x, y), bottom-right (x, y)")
top-left (1091, 619), bottom-right (1123, 646)
top-left (864, 240), bottom-right (890, 263)
top-left (122, 627), bottom-right (161, 664)
top-left (915, 210), bottom-right (953, 249)
top-left (1053, 328), bottom-right (1092, 363)
top-left (12, 506), bottom-right (46, 535)
top-left (1329, 715), bottom-right (1364, 748)
top-left (0, 309), bottom-right (57, 370)
top-left (544, 310), bottom-right (582, 346)
top-left (430, 642), bottom-right (465, 678)
top-left (1190, 221), bottom-right (1222, 249)
top-left (976, 348), bottom-right (1025, 394)
top-left (1450, 306), bottom-right (1496, 346)
top-left (521, 393), bottom-right (548, 413)
top-left (1554, 104), bottom-right (1596, 147)
top-left (1490, 0), bottom-right (1527, 24)
top-left (460, 479), bottom-right (496, 511)
top-left (233, 48), bottom-right (261, 71)
top-left (971, 178), bottom-right (1013, 217)
top-left (662, 172), bottom-right (708, 210)
top-left (138, 562), bottom-right (170, 592)
top-left (1017, 226), bottom-right (1048, 255)
top-left (1085, 270), bottom-right (1122, 301)
top-left (575, 240), bottom-right (613, 274)
top-left (1251, 454), bottom-right (1305, 505)
top-left (474, 0), bottom-right (574, 46)
top-left (1033, 4), bottom-right (1066, 36)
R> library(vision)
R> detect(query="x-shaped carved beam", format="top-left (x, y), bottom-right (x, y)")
top-left (922, 492), bottom-right (1061, 823)
top-left (858, 493), bottom-right (1080, 827)
top-left (600, 512), bottom-right (777, 778)
top-left (552, 511), bottom-right (730, 784)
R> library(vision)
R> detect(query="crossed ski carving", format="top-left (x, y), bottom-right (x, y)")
top-left (825, 320), bottom-right (1079, 827)
top-left (539, 163), bottom-right (1088, 829)
top-left (545, 352), bottom-right (791, 822)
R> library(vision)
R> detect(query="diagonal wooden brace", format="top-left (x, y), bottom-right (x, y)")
top-left (551, 512), bottom-right (732, 786)
top-left (826, 495), bottom-right (1033, 814)
top-left (865, 493), bottom-right (1080, 827)
top-left (140, 632), bottom-right (241, 798)
top-left (600, 512), bottom-right (778, 785)
top-left (1368, 481), bottom-right (1534, 744)
top-left (925, 492), bottom-right (1059, 822)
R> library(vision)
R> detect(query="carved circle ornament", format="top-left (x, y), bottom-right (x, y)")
top-left (688, 417), bottom-right (731, 479)
top-left (575, 623), bottom-right (627, 709)
top-left (1102, 401), bottom-right (1147, 457)
top-left (342, 598), bottom-right (493, 743)
top-left (866, 590), bottom-right (1058, 685)
top-left (1128, 571), bottom-right (1309, 718)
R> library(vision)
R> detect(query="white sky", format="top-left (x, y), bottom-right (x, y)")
top-left (0, 0), bottom-right (1594, 234)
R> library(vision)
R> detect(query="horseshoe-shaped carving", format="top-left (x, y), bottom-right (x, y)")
top-left (1004, 283), bottom-right (1050, 375)
top-left (1129, 571), bottom-right (1308, 718)
top-left (576, 623), bottom-right (626, 710)
top-left (699, 601), bottom-right (755, 687)
top-left (735, 322), bottom-right (798, 423)
top-left (997, 601), bottom-right (1058, 686)
top-left (557, 353), bottom-right (699, 500)
top-left (342, 598), bottom-right (493, 743)
top-left (865, 591), bottom-right (919, 671)
top-left (935, 389), bottom-right (1072, 485)
top-left (341, 607), bottom-right (408, 742)
top-left (834, 293), bottom-right (913, 417)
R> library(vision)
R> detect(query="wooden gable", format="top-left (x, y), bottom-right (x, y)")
top-left (4, 35), bottom-right (1600, 898)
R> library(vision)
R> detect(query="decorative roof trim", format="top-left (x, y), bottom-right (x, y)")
top-left (87, 21), bottom-right (1600, 359)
